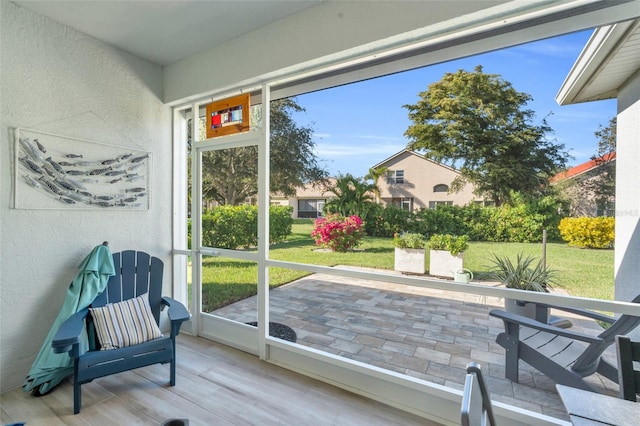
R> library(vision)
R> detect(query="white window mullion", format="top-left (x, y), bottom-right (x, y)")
top-left (257, 84), bottom-right (271, 359)
top-left (191, 102), bottom-right (204, 336)
top-left (171, 107), bottom-right (190, 321)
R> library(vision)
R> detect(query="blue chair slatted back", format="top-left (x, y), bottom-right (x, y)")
top-left (91, 250), bottom-right (164, 324)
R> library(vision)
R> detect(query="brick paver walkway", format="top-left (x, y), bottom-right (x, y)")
top-left (213, 268), bottom-right (619, 420)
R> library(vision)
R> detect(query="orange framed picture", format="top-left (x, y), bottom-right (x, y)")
top-left (205, 93), bottom-right (250, 138)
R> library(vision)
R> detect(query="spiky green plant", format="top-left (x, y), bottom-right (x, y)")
top-left (480, 253), bottom-right (558, 292)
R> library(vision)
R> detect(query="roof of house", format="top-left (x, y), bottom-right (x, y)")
top-left (371, 149), bottom-right (459, 173)
top-left (550, 152), bottom-right (616, 183)
top-left (556, 19), bottom-right (640, 105)
top-left (271, 178), bottom-right (337, 199)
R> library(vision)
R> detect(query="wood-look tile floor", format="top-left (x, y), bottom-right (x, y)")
top-left (1, 334), bottom-right (435, 426)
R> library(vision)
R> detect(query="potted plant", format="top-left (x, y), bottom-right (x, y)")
top-left (428, 234), bottom-right (469, 278)
top-left (393, 232), bottom-right (427, 274)
top-left (480, 253), bottom-right (558, 320)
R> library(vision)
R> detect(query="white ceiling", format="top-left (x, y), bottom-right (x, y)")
top-left (12, 0), bottom-right (325, 66)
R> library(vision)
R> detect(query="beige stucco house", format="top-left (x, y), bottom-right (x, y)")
top-left (372, 150), bottom-right (483, 210)
top-left (276, 151), bottom-right (483, 218)
top-left (550, 152), bottom-right (616, 217)
top-left (271, 178), bottom-right (336, 218)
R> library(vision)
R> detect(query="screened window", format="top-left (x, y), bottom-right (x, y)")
top-left (298, 199), bottom-right (325, 218)
top-left (387, 170), bottom-right (404, 184)
top-left (391, 197), bottom-right (413, 211)
top-left (428, 201), bottom-right (453, 208)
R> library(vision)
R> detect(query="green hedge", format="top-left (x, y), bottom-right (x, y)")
top-left (190, 205), bottom-right (293, 249)
top-left (365, 194), bottom-right (565, 243)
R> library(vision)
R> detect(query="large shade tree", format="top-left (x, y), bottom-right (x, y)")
top-left (200, 98), bottom-right (327, 205)
top-left (404, 65), bottom-right (568, 206)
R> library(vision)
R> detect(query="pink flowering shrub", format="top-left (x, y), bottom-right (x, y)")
top-left (311, 214), bottom-right (364, 252)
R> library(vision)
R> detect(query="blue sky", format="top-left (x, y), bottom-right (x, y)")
top-left (292, 29), bottom-right (616, 179)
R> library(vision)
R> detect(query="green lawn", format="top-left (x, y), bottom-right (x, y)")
top-left (200, 220), bottom-right (614, 312)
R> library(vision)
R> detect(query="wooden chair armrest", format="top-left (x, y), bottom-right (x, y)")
top-left (52, 308), bottom-right (89, 354)
top-left (162, 297), bottom-right (190, 323)
top-left (534, 304), bottom-right (616, 324)
top-left (489, 309), bottom-right (603, 344)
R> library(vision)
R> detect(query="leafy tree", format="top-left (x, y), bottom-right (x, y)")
top-left (324, 173), bottom-right (378, 218)
top-left (201, 98), bottom-right (327, 205)
top-left (404, 65), bottom-right (567, 206)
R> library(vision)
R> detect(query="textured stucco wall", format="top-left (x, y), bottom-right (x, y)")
top-left (376, 151), bottom-right (479, 209)
top-left (615, 69), bottom-right (640, 308)
top-left (0, 2), bottom-right (172, 392)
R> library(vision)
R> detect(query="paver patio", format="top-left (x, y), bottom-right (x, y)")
top-left (213, 267), bottom-right (620, 421)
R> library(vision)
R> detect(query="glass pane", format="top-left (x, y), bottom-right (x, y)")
top-left (201, 147), bottom-right (259, 218)
top-left (201, 255), bottom-right (258, 318)
top-left (200, 145), bottom-right (258, 321)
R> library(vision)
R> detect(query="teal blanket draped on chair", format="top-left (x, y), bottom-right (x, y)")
top-left (23, 242), bottom-right (115, 395)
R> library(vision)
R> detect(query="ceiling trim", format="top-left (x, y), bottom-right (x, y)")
top-left (556, 19), bottom-right (640, 105)
top-left (171, 0), bottom-right (640, 106)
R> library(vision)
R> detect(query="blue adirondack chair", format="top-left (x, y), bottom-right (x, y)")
top-left (52, 250), bottom-right (190, 414)
top-left (490, 295), bottom-right (640, 393)
top-left (616, 335), bottom-right (640, 401)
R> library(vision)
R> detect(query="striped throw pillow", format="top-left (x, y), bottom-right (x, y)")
top-left (90, 293), bottom-right (163, 350)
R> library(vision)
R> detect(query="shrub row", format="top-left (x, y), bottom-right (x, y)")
top-left (364, 195), bottom-right (565, 243)
top-left (558, 217), bottom-right (615, 249)
top-left (190, 205), bottom-right (293, 249)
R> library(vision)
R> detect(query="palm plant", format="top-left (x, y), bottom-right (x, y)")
top-left (324, 173), bottom-right (378, 218)
top-left (365, 166), bottom-right (388, 204)
top-left (480, 253), bottom-right (558, 292)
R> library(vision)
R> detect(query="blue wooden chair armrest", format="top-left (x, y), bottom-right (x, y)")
top-left (533, 303), bottom-right (616, 324)
top-left (52, 308), bottom-right (89, 354)
top-left (490, 309), bottom-right (603, 344)
top-left (162, 297), bottom-right (190, 337)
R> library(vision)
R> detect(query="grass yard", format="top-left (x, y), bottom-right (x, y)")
top-left (199, 220), bottom-right (614, 312)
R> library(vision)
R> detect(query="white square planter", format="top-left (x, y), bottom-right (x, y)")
top-left (429, 250), bottom-right (464, 278)
top-left (394, 248), bottom-right (425, 274)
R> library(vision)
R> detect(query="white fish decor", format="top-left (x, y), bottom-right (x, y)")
top-left (15, 128), bottom-right (150, 210)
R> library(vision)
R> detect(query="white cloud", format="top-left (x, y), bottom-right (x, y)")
top-left (552, 109), bottom-right (615, 123)
top-left (355, 134), bottom-right (405, 142)
top-left (315, 141), bottom-right (406, 158)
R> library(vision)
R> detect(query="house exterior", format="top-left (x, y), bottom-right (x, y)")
top-left (550, 152), bottom-right (616, 217)
top-left (276, 151), bottom-right (482, 218)
top-left (271, 178), bottom-right (336, 218)
top-left (372, 150), bottom-right (482, 210)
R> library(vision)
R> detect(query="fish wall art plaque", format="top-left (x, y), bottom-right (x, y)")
top-left (14, 128), bottom-right (151, 210)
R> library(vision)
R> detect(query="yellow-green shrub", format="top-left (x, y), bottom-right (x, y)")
top-left (558, 217), bottom-right (614, 249)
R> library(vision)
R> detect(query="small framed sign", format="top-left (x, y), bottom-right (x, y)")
top-left (205, 93), bottom-right (250, 139)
